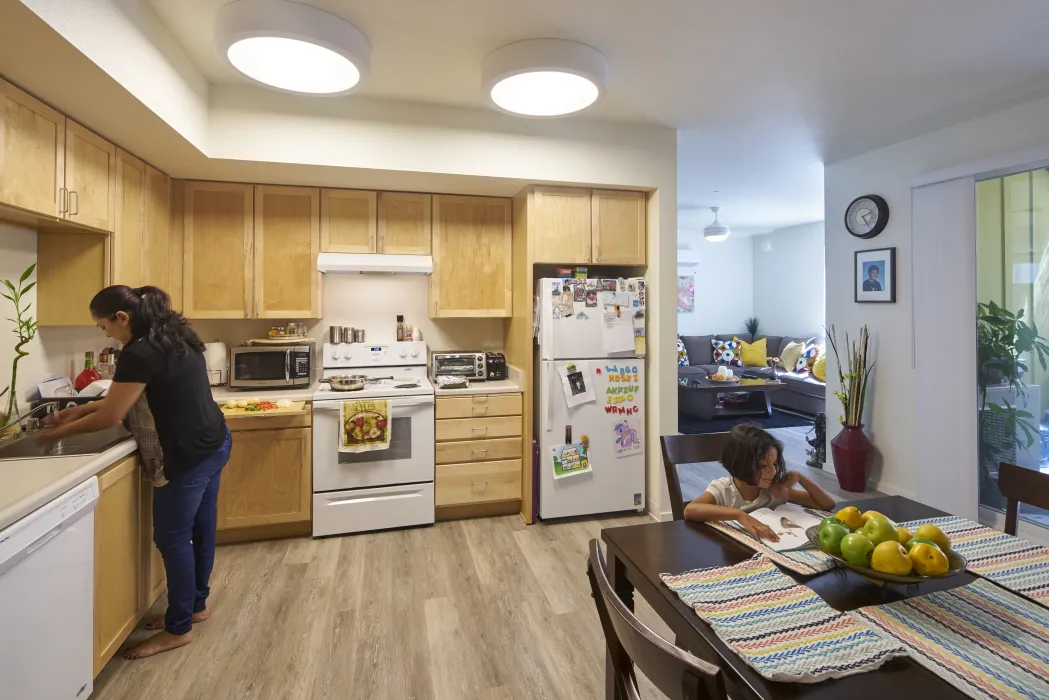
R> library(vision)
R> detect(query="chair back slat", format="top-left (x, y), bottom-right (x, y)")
top-left (998, 462), bottom-right (1049, 536)
top-left (587, 540), bottom-right (725, 700)
top-left (660, 433), bottom-right (731, 520)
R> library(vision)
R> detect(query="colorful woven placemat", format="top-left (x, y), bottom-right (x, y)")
top-left (661, 554), bottom-right (906, 683)
top-left (706, 521), bottom-right (835, 576)
top-left (853, 578), bottom-right (1049, 700)
top-left (899, 515), bottom-right (1049, 604)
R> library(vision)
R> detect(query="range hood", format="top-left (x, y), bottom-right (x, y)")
top-left (317, 253), bottom-right (433, 275)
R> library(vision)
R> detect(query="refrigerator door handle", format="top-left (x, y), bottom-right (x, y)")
top-left (542, 365), bottom-right (552, 432)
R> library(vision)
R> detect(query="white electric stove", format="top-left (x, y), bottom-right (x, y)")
top-left (312, 342), bottom-right (435, 537)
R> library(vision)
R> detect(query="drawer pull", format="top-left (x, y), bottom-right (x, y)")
top-left (472, 395), bottom-right (489, 403)
top-left (471, 481), bottom-right (489, 492)
top-left (471, 427), bottom-right (488, 436)
top-left (471, 449), bottom-right (489, 459)
top-left (472, 406), bottom-right (489, 416)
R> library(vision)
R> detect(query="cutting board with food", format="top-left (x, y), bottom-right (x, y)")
top-left (220, 398), bottom-right (307, 415)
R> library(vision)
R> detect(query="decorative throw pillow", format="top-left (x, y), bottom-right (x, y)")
top-left (740, 338), bottom-right (768, 367)
top-left (795, 344), bottom-right (821, 373)
top-left (778, 341), bottom-right (805, 371)
top-left (711, 337), bottom-right (743, 367)
top-left (812, 353), bottom-right (827, 382)
top-left (677, 338), bottom-right (689, 366)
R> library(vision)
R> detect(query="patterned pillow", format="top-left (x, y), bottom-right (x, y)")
top-left (795, 344), bottom-right (822, 373)
top-left (677, 338), bottom-right (689, 367)
top-left (711, 337), bottom-right (743, 367)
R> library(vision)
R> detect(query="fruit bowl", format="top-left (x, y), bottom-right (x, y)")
top-left (804, 526), bottom-right (968, 584)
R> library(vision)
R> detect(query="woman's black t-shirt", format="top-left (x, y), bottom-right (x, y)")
top-left (114, 338), bottom-right (227, 480)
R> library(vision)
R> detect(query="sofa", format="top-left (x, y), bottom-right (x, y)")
top-left (678, 333), bottom-right (826, 416)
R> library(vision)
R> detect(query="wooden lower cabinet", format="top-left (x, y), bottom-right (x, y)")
top-left (217, 423), bottom-right (312, 533)
top-left (435, 460), bottom-right (522, 507)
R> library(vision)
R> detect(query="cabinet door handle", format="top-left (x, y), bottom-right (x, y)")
top-left (370, 230), bottom-right (377, 253)
top-left (472, 395), bottom-right (489, 403)
top-left (471, 426), bottom-right (488, 436)
top-left (471, 406), bottom-right (488, 416)
top-left (70, 190), bottom-right (79, 216)
top-left (595, 244), bottom-right (600, 262)
top-left (586, 244), bottom-right (591, 262)
top-left (58, 187), bottom-right (67, 215)
top-left (471, 448), bottom-right (488, 459)
top-left (433, 300), bottom-right (438, 316)
top-left (471, 481), bottom-right (489, 492)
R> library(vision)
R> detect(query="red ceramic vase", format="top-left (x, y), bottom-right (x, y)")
top-left (830, 425), bottom-right (874, 492)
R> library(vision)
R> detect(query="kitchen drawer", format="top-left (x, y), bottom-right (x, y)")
top-left (435, 393), bottom-right (522, 419)
top-left (434, 416), bottom-right (521, 442)
top-left (435, 459), bottom-right (522, 507)
top-left (435, 437), bottom-right (523, 465)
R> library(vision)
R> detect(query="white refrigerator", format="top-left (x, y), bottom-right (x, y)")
top-left (538, 277), bottom-right (647, 519)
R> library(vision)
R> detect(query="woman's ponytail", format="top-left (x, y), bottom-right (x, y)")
top-left (89, 285), bottom-right (205, 354)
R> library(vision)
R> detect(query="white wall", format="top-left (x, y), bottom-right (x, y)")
top-left (825, 91), bottom-right (1049, 502)
top-left (752, 222), bottom-right (825, 338)
top-left (677, 237), bottom-right (754, 337)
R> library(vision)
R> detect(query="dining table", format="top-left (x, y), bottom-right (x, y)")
top-left (600, 495), bottom-right (987, 700)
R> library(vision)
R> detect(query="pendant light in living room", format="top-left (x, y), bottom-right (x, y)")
top-left (703, 206), bottom-right (731, 242)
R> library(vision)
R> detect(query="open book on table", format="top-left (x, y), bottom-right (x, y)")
top-left (729, 503), bottom-right (830, 552)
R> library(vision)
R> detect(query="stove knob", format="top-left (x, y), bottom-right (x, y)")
top-left (399, 350), bottom-right (408, 358)
top-left (329, 347), bottom-right (339, 360)
top-left (343, 348), bottom-right (352, 360)
top-left (411, 350), bottom-right (419, 358)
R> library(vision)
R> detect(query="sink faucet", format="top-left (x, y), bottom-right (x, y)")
top-left (0, 402), bottom-right (59, 443)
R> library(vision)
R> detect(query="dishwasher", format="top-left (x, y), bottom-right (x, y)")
top-left (0, 476), bottom-right (99, 699)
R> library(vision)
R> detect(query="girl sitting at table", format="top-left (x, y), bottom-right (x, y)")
top-left (684, 424), bottom-right (835, 541)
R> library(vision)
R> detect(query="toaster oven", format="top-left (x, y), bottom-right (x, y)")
top-left (431, 352), bottom-right (486, 380)
top-left (229, 344), bottom-right (312, 389)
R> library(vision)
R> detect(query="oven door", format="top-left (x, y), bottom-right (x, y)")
top-left (312, 395), bottom-right (435, 492)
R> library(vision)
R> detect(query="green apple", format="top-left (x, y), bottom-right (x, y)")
top-left (860, 516), bottom-right (899, 547)
top-left (820, 516), bottom-right (844, 530)
top-left (840, 533), bottom-right (875, 566)
top-left (818, 523), bottom-right (849, 555)
top-left (903, 537), bottom-right (941, 553)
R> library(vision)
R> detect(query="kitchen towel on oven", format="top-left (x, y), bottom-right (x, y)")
top-left (339, 400), bottom-right (392, 453)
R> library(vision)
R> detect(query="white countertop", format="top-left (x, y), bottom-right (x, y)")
top-left (211, 382), bottom-right (322, 403)
top-left (433, 366), bottom-right (523, 396)
top-left (0, 438), bottom-right (138, 531)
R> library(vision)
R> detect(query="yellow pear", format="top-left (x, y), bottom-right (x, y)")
top-left (914, 524), bottom-right (951, 552)
top-left (835, 506), bottom-right (865, 531)
top-left (909, 543), bottom-right (949, 576)
top-left (896, 526), bottom-right (912, 545)
top-left (870, 541), bottom-right (913, 576)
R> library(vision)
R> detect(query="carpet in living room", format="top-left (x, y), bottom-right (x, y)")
top-left (679, 409), bottom-right (814, 435)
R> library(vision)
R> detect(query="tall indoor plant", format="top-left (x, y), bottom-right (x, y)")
top-left (827, 324), bottom-right (875, 491)
top-left (2, 264), bottom-right (38, 429)
top-left (976, 301), bottom-right (1049, 505)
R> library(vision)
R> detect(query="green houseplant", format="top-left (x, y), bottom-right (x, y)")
top-left (743, 316), bottom-right (761, 336)
top-left (1, 264), bottom-right (38, 429)
top-left (976, 301), bottom-right (1049, 489)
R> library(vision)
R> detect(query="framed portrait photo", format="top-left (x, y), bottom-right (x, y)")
top-left (855, 247), bottom-right (896, 303)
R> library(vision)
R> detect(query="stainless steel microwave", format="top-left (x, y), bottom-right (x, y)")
top-left (229, 344), bottom-right (312, 389)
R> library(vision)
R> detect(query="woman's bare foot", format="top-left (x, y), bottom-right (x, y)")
top-left (144, 608), bottom-right (210, 631)
top-left (124, 630), bottom-right (193, 660)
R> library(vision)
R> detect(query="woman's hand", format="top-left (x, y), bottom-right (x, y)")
top-left (738, 512), bottom-right (779, 542)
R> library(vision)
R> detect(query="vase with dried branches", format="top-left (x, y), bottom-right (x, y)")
top-left (827, 325), bottom-right (875, 491)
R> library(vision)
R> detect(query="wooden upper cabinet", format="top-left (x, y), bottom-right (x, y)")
top-left (430, 195), bottom-right (512, 318)
top-left (532, 187), bottom-right (591, 264)
top-left (592, 189), bottom-right (646, 265)
top-left (183, 181), bottom-right (253, 319)
top-left (379, 192), bottom-right (431, 254)
top-left (65, 119), bottom-right (116, 232)
top-left (320, 188), bottom-right (376, 253)
top-left (0, 78), bottom-right (65, 218)
top-left (112, 149), bottom-right (147, 287)
top-left (143, 165), bottom-right (171, 290)
top-left (37, 231), bottom-right (108, 326)
top-left (255, 185), bottom-right (321, 318)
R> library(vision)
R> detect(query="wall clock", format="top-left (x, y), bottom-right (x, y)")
top-left (845, 194), bottom-right (889, 239)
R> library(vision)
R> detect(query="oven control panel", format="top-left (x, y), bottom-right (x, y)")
top-left (322, 342), bottom-right (428, 368)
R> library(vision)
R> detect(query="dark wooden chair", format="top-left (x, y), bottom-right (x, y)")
top-left (586, 540), bottom-right (726, 700)
top-left (998, 461), bottom-right (1049, 535)
top-left (660, 433), bottom-right (731, 521)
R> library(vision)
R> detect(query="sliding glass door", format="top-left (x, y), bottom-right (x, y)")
top-left (975, 170), bottom-right (1049, 529)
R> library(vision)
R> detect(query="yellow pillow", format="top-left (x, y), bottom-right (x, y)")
top-left (812, 353), bottom-right (827, 382)
top-left (740, 338), bottom-right (768, 367)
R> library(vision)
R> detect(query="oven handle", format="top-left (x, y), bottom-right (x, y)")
top-left (313, 397), bottom-right (434, 410)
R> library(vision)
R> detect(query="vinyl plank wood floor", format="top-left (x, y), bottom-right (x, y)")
top-left (676, 426), bottom-right (886, 505)
top-left (92, 514), bottom-right (674, 700)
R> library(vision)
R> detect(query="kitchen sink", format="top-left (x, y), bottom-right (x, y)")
top-left (0, 424), bottom-right (132, 461)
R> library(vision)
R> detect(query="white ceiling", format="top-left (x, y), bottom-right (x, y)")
top-left (152, 0), bottom-right (1049, 238)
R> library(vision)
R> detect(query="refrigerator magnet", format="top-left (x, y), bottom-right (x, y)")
top-left (613, 419), bottom-right (643, 458)
top-left (601, 279), bottom-right (617, 292)
top-left (585, 290), bottom-right (597, 307)
top-left (573, 284), bottom-right (586, 303)
top-left (552, 444), bottom-right (592, 479)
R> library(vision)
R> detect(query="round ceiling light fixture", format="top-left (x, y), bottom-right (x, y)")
top-left (482, 39), bottom-right (607, 117)
top-left (214, 0), bottom-right (370, 95)
top-left (704, 207), bottom-right (731, 242)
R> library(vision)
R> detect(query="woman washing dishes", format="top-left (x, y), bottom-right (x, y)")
top-left (40, 286), bottom-right (230, 659)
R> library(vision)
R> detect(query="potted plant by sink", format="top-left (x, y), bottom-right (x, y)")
top-left (827, 324), bottom-right (875, 492)
top-left (1, 264), bottom-right (37, 436)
